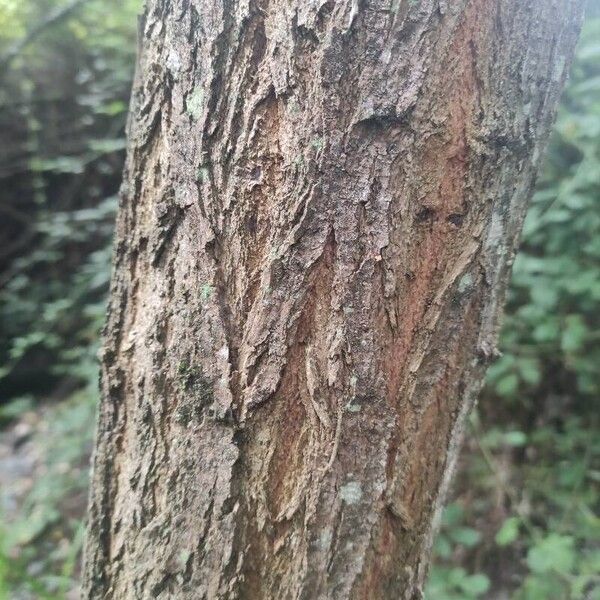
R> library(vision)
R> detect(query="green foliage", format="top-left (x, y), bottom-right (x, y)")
top-left (427, 12), bottom-right (600, 599)
top-left (426, 567), bottom-right (490, 600)
top-left (428, 414), bottom-right (600, 599)
top-left (0, 199), bottom-right (115, 391)
top-left (495, 516), bottom-right (520, 546)
top-left (0, 0), bottom-right (139, 399)
top-left (0, 1), bottom-right (140, 597)
top-left (428, 503), bottom-right (491, 599)
top-left (488, 14), bottom-right (600, 406)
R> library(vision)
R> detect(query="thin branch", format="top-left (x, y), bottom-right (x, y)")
top-left (0, 0), bottom-right (90, 71)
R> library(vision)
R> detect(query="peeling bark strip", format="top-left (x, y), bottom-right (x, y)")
top-left (83, 1), bottom-right (583, 598)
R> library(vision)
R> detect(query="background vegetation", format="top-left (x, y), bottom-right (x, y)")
top-left (0, 1), bottom-right (598, 598)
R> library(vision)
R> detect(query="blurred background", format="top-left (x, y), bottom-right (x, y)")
top-left (0, 1), bottom-right (598, 598)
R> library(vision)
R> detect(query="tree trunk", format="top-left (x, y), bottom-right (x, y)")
top-left (83, 1), bottom-right (583, 598)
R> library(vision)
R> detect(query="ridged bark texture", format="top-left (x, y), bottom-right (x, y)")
top-left (83, 0), bottom-right (583, 598)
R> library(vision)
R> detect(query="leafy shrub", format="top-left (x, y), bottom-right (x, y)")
top-left (0, 0), bottom-right (139, 404)
top-left (0, 1), bottom-right (139, 597)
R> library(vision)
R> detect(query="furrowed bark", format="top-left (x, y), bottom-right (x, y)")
top-left (83, 1), bottom-right (583, 598)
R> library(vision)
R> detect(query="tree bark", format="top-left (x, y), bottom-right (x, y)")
top-left (83, 1), bottom-right (583, 598)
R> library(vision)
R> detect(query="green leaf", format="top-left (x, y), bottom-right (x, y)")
top-left (561, 315), bottom-right (587, 353)
top-left (0, 396), bottom-right (34, 421)
top-left (450, 527), bottom-right (481, 547)
top-left (495, 373), bottom-right (519, 397)
top-left (504, 431), bottom-right (527, 447)
top-left (518, 574), bottom-right (566, 600)
top-left (88, 138), bottom-right (127, 154)
top-left (532, 320), bottom-right (560, 342)
top-left (459, 573), bottom-right (490, 597)
top-left (442, 503), bottom-right (464, 527)
top-left (527, 535), bottom-right (575, 574)
top-left (434, 535), bottom-right (452, 559)
top-left (518, 358), bottom-right (541, 386)
top-left (495, 517), bottom-right (520, 546)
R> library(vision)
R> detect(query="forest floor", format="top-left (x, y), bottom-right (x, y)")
top-left (0, 399), bottom-right (90, 600)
